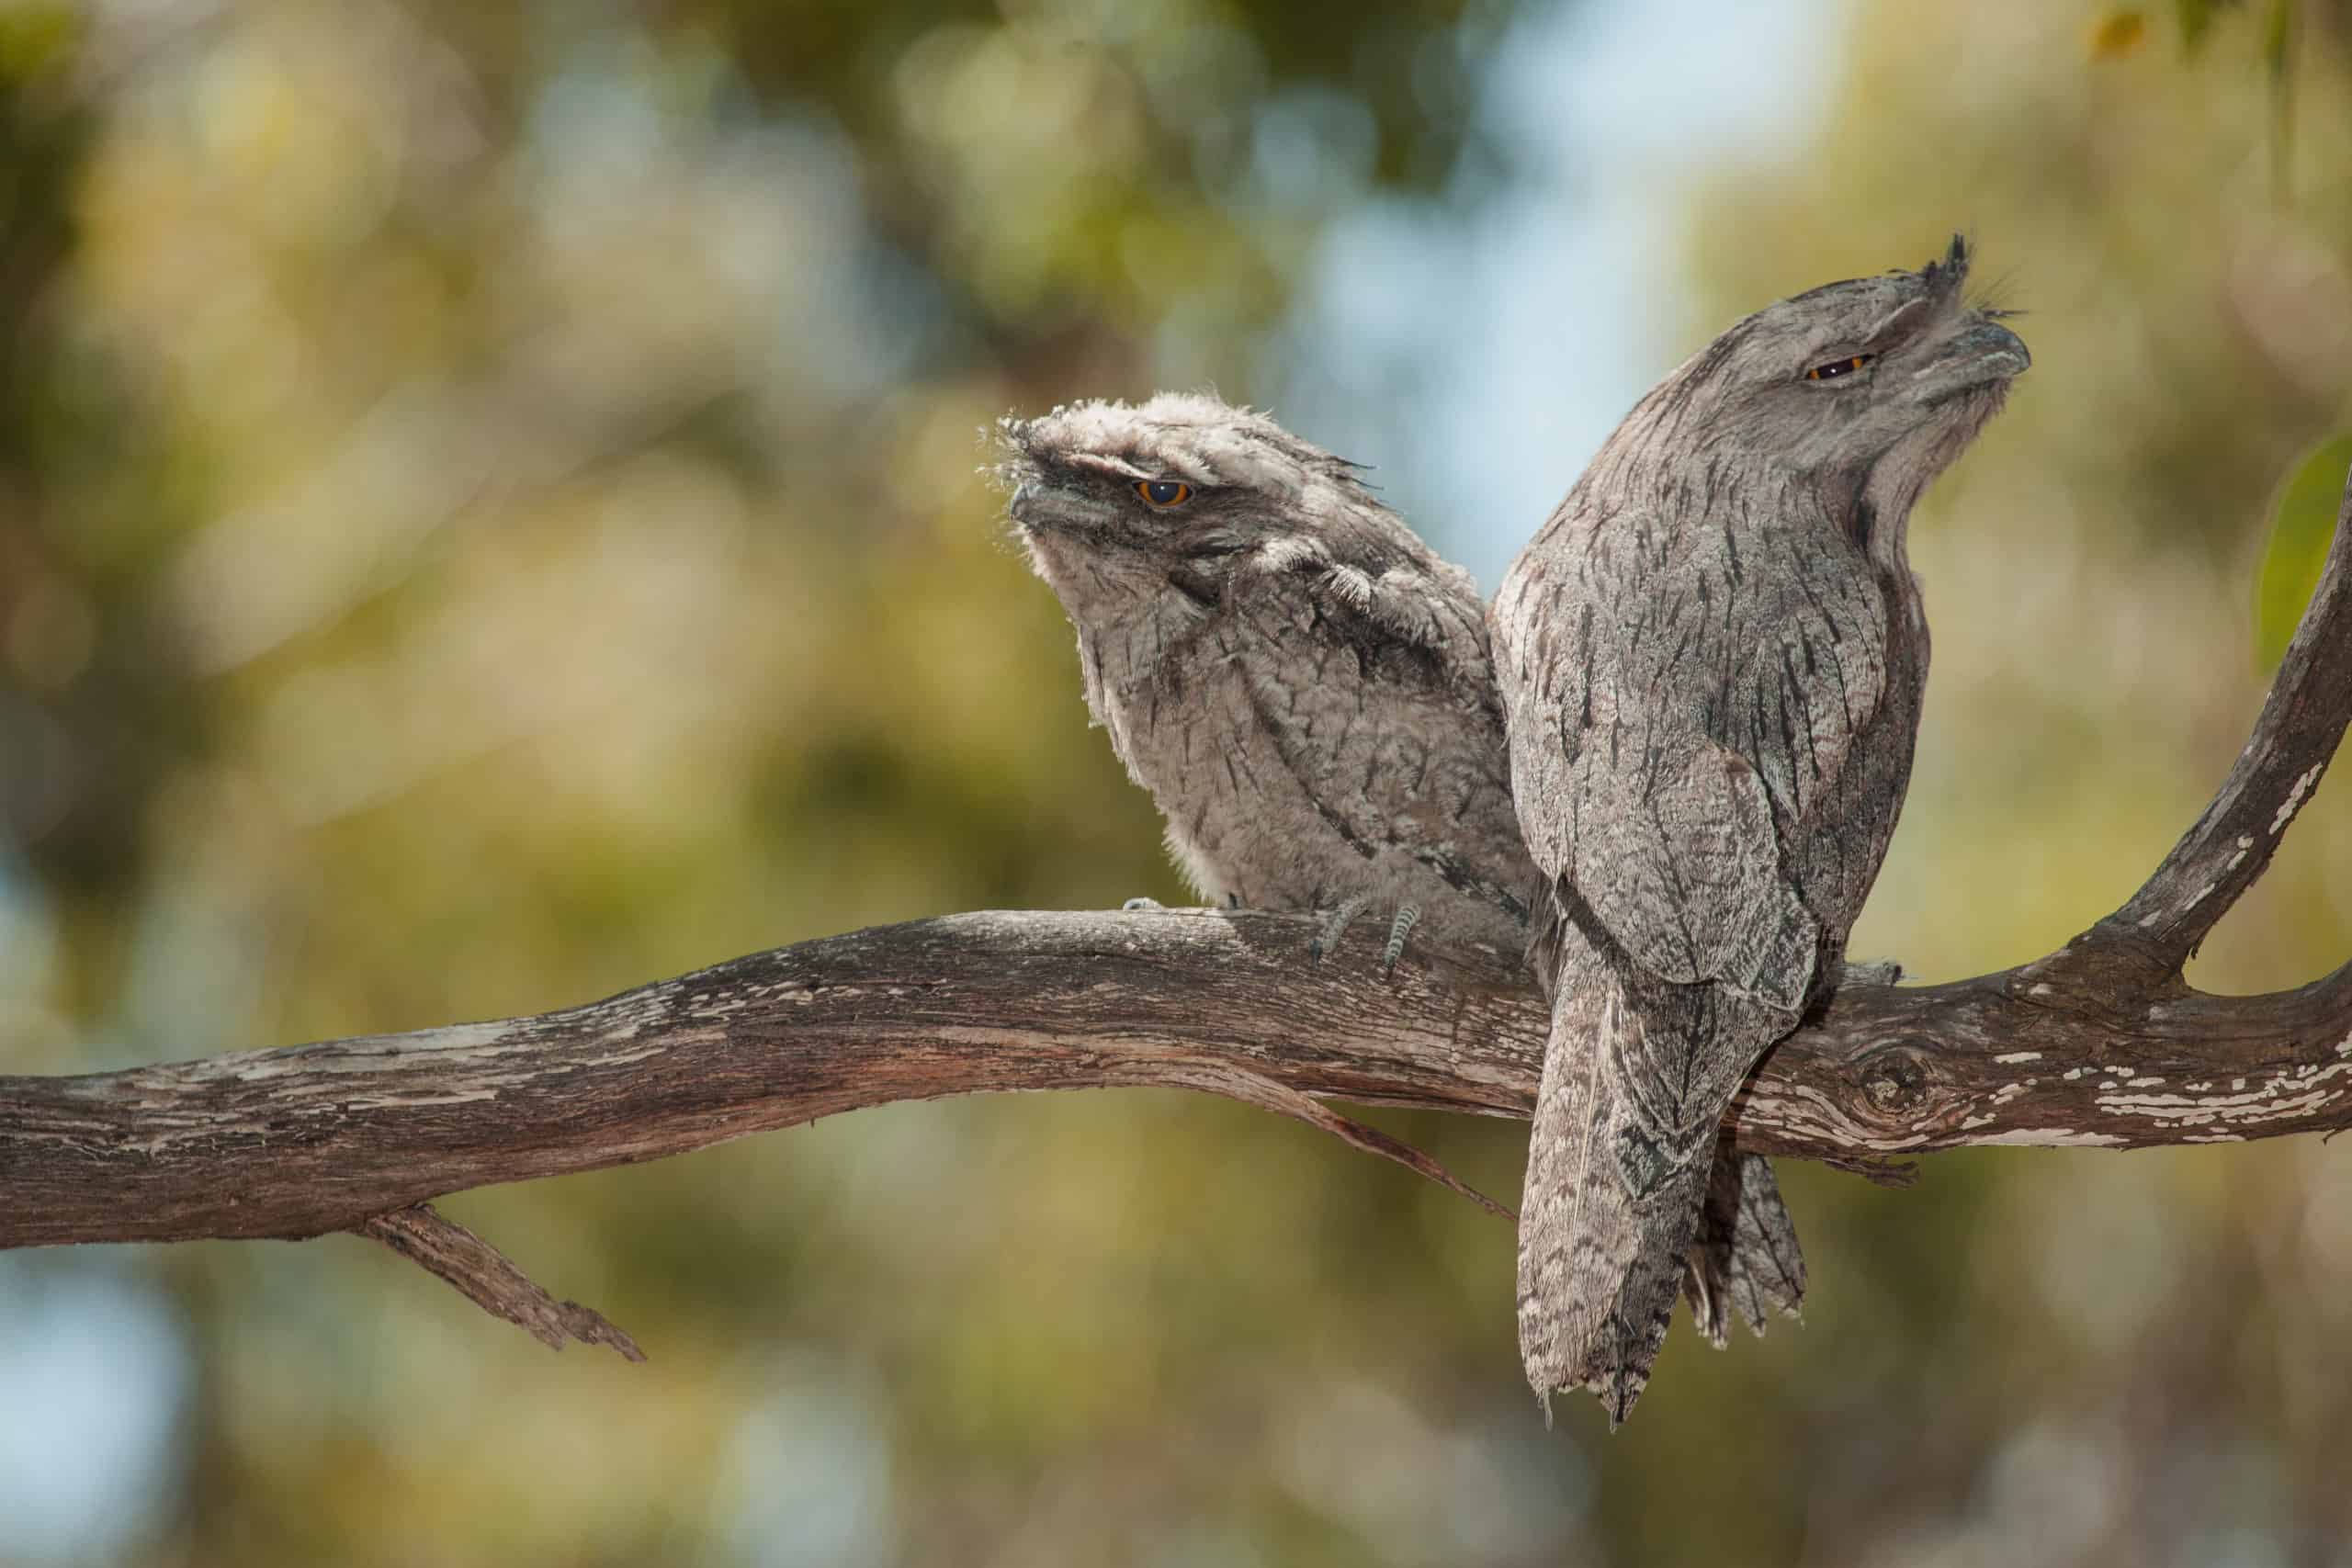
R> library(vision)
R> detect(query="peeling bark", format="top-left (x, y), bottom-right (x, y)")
top-left (2, 472), bottom-right (2347, 1354)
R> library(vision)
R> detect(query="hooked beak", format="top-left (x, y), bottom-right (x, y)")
top-left (1003, 469), bottom-right (1095, 540)
top-left (1912, 318), bottom-right (2030, 402)
top-left (997, 432), bottom-right (1050, 529)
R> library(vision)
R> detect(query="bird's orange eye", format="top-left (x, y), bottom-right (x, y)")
top-left (1805, 355), bottom-right (1873, 382)
top-left (1135, 479), bottom-right (1193, 508)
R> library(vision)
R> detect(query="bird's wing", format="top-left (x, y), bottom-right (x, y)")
top-left (1218, 542), bottom-right (1530, 925)
top-left (1494, 505), bottom-right (1892, 1012)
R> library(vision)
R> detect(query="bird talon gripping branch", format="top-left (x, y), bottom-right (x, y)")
top-left (1381, 904), bottom-right (1421, 976)
top-left (1309, 895), bottom-right (1372, 966)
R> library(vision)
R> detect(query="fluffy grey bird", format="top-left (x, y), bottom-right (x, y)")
top-left (998, 392), bottom-right (1529, 968)
top-left (1001, 392), bottom-right (1808, 1334)
top-left (1492, 237), bottom-right (2027, 1421)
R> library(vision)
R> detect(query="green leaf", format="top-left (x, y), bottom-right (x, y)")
top-left (2262, 0), bottom-right (2296, 84)
top-left (2175, 0), bottom-right (2227, 55)
top-left (2263, 0), bottom-right (2298, 197)
top-left (2254, 433), bottom-right (2352, 671)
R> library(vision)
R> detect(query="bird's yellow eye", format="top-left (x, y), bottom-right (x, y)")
top-left (1805, 355), bottom-right (1873, 382)
top-left (1135, 479), bottom-right (1193, 508)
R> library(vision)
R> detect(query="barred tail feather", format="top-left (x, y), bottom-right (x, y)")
top-left (1685, 1147), bottom-right (1806, 1344)
top-left (1515, 968), bottom-right (1714, 1427)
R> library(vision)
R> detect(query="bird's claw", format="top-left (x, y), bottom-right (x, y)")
top-left (1307, 897), bottom-right (1421, 974)
top-left (1309, 895), bottom-right (1371, 967)
top-left (1382, 904), bottom-right (1421, 976)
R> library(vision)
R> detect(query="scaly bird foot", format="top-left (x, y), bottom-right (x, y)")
top-left (1308, 895), bottom-right (1371, 966)
top-left (1381, 904), bottom-right (1421, 976)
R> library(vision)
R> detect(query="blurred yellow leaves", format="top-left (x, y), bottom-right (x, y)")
top-left (2089, 0), bottom-right (2309, 193)
top-left (2089, 9), bottom-right (2150, 59)
top-left (891, 21), bottom-right (1151, 319)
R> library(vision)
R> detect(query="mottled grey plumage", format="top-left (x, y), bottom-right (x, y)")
top-left (1002, 391), bottom-right (1811, 1333)
top-left (1492, 237), bottom-right (2027, 1421)
top-left (998, 392), bottom-right (1528, 963)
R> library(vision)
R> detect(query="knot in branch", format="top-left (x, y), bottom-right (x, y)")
top-left (1851, 1040), bottom-right (1937, 1120)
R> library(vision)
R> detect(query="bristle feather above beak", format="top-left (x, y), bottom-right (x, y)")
top-left (1921, 233), bottom-right (1970, 305)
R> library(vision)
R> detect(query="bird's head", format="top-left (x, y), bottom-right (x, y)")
top-left (1607, 236), bottom-right (2028, 535)
top-left (997, 392), bottom-right (1383, 606)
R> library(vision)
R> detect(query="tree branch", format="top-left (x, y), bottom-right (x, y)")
top-left (361, 1204), bottom-right (645, 1359)
top-left (4, 473), bottom-right (2347, 1355)
top-left (2103, 462), bottom-right (2352, 970)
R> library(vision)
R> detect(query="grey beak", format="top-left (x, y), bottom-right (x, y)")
top-left (1914, 318), bottom-right (2029, 398)
top-left (1950, 319), bottom-right (2030, 375)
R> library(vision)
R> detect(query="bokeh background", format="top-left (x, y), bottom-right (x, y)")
top-left (4, 0), bottom-right (2352, 1562)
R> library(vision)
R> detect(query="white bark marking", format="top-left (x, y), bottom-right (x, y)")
top-left (1970, 1127), bottom-right (2127, 1147)
top-left (2095, 1061), bottom-right (2351, 1126)
top-left (2271, 763), bottom-right (2324, 835)
top-left (346, 1089), bottom-right (502, 1110)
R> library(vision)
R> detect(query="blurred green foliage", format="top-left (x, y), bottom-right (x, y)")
top-left (2103, 0), bottom-right (2322, 194)
top-left (2255, 433), bottom-right (2352, 667)
top-left (2, 0), bottom-right (2352, 1565)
